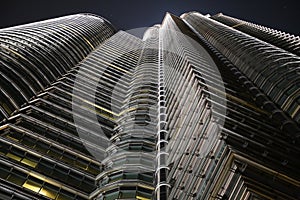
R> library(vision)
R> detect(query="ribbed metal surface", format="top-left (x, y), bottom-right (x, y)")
top-left (211, 13), bottom-right (300, 56)
top-left (0, 14), bottom-right (115, 122)
top-left (92, 31), bottom-right (156, 200)
top-left (0, 14), bottom-right (115, 200)
top-left (159, 13), bottom-right (225, 200)
top-left (182, 12), bottom-right (300, 129)
top-left (1, 11), bottom-right (300, 200)
top-left (181, 12), bottom-right (300, 200)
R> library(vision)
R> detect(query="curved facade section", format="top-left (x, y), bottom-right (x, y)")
top-left (182, 12), bottom-right (300, 131)
top-left (182, 14), bottom-right (300, 200)
top-left (161, 13), bottom-right (227, 200)
top-left (211, 13), bottom-right (300, 56)
top-left (85, 31), bottom-right (157, 200)
top-left (0, 14), bottom-right (115, 122)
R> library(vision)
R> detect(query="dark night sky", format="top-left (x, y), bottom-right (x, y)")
top-left (0, 0), bottom-right (299, 35)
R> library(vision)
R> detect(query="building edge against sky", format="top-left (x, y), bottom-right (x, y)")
top-left (0, 11), bottom-right (299, 200)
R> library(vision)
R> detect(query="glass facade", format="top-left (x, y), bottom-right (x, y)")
top-left (1, 11), bottom-right (299, 200)
top-left (0, 14), bottom-right (115, 200)
top-left (211, 13), bottom-right (300, 57)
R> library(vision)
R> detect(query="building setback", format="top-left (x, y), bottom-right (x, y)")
top-left (0, 12), bottom-right (299, 200)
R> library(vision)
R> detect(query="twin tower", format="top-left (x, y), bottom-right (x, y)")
top-left (0, 12), bottom-right (299, 200)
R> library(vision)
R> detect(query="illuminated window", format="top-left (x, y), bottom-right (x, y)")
top-left (21, 157), bottom-right (38, 168)
top-left (39, 183), bottom-right (59, 199)
top-left (23, 177), bottom-right (42, 193)
top-left (6, 152), bottom-right (22, 161)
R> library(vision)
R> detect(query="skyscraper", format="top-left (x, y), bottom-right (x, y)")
top-left (0, 11), bottom-right (299, 200)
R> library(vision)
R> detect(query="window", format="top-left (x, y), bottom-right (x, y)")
top-left (56, 189), bottom-right (75, 200)
top-left (75, 158), bottom-right (89, 170)
top-left (23, 176), bottom-right (43, 193)
top-left (86, 162), bottom-right (101, 175)
top-left (37, 159), bottom-right (54, 175)
top-left (48, 147), bottom-right (63, 159)
top-left (21, 154), bottom-right (38, 168)
top-left (6, 169), bottom-right (27, 187)
top-left (61, 152), bottom-right (75, 165)
top-left (39, 183), bottom-right (59, 199)
top-left (22, 136), bottom-right (36, 147)
top-left (6, 131), bottom-right (23, 141)
top-left (120, 190), bottom-right (135, 198)
top-left (105, 191), bottom-right (120, 200)
top-left (34, 141), bottom-right (49, 153)
top-left (52, 165), bottom-right (69, 181)
top-left (0, 164), bottom-right (11, 179)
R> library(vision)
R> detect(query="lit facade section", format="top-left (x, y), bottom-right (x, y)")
top-left (0, 11), bottom-right (299, 200)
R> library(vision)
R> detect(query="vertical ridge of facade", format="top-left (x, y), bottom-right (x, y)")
top-left (155, 24), bottom-right (170, 200)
